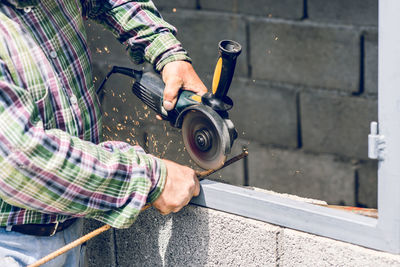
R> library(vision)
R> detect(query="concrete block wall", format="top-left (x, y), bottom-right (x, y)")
top-left (84, 206), bottom-right (400, 266)
top-left (86, 0), bottom-right (379, 215)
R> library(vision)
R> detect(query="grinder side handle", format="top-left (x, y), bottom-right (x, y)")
top-left (211, 40), bottom-right (242, 99)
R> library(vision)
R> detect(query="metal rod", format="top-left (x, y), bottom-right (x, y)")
top-left (141, 149), bottom-right (249, 212)
top-left (27, 224), bottom-right (112, 267)
top-left (196, 148), bottom-right (249, 180)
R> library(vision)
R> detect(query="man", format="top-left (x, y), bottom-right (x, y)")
top-left (0, 0), bottom-right (206, 266)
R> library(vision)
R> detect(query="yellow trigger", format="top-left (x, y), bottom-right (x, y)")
top-left (191, 95), bottom-right (202, 103)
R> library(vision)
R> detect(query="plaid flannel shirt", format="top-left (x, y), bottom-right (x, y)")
top-left (0, 0), bottom-right (191, 228)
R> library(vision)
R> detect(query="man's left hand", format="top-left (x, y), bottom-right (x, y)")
top-left (161, 61), bottom-right (208, 112)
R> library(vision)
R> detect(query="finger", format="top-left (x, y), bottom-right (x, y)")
top-left (156, 114), bottom-right (163, 121)
top-left (153, 199), bottom-right (172, 215)
top-left (141, 203), bottom-right (152, 211)
top-left (157, 207), bottom-right (171, 216)
top-left (193, 177), bottom-right (200, 197)
top-left (163, 76), bottom-right (182, 111)
top-left (172, 199), bottom-right (189, 213)
top-left (172, 206), bottom-right (183, 213)
top-left (182, 78), bottom-right (208, 96)
top-left (171, 179), bottom-right (200, 214)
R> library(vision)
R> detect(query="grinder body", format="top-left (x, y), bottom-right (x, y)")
top-left (97, 40), bottom-right (241, 169)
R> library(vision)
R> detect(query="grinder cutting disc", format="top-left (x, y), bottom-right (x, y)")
top-left (182, 107), bottom-right (230, 170)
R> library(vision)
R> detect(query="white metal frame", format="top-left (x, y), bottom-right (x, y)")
top-left (191, 0), bottom-right (400, 253)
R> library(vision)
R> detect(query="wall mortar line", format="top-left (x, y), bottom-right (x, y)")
top-left (112, 228), bottom-right (119, 267)
top-left (275, 229), bottom-right (283, 267)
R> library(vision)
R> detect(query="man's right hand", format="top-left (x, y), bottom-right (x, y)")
top-left (152, 159), bottom-right (200, 215)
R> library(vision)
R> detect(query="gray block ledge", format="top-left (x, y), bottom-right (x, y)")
top-left (85, 205), bottom-right (400, 266)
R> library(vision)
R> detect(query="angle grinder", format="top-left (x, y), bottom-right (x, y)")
top-left (97, 40), bottom-right (242, 169)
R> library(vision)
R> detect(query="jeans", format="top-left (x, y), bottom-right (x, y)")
top-left (0, 219), bottom-right (86, 267)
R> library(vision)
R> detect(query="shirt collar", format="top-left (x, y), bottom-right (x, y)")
top-left (3, 0), bottom-right (41, 9)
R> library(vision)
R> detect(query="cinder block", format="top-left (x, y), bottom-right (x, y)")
top-left (114, 206), bottom-right (279, 266)
top-left (300, 91), bottom-right (377, 159)
top-left (162, 10), bottom-right (248, 80)
top-left (153, 0), bottom-right (197, 11)
top-left (246, 142), bottom-right (356, 206)
top-left (199, 0), bottom-right (304, 20)
top-left (229, 78), bottom-right (298, 148)
top-left (364, 31), bottom-right (378, 95)
top-left (357, 160), bottom-right (377, 208)
top-left (279, 228), bottom-right (400, 266)
top-left (84, 219), bottom-right (116, 266)
top-left (308, 0), bottom-right (378, 26)
top-left (249, 19), bottom-right (361, 92)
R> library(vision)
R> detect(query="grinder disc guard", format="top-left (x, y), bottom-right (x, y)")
top-left (182, 108), bottom-right (230, 170)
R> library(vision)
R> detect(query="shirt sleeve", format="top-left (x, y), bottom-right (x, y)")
top-left (81, 0), bottom-right (191, 71)
top-left (0, 58), bottom-right (166, 229)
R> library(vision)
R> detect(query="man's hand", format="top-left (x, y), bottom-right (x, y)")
top-left (161, 61), bottom-right (208, 111)
top-left (152, 159), bottom-right (200, 215)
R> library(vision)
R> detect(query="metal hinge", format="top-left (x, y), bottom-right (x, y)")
top-left (368, 121), bottom-right (385, 160)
